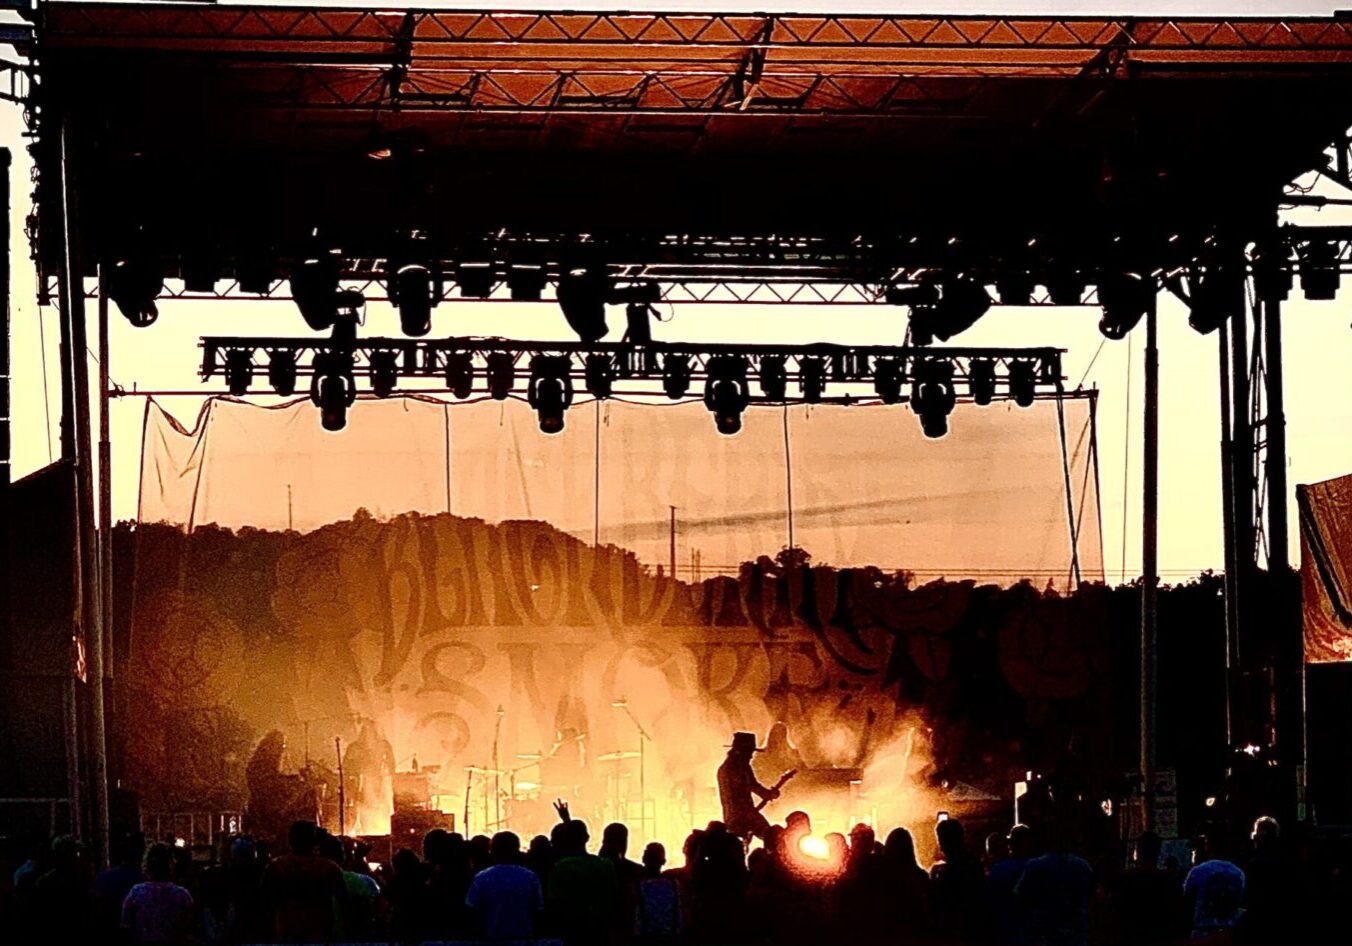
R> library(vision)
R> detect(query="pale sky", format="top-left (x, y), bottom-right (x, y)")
top-left (8, 1), bottom-right (1352, 581)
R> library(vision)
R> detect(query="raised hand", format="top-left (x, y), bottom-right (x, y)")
top-left (553, 798), bottom-right (572, 823)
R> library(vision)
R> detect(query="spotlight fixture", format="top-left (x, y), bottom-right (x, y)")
top-left (486, 352), bottom-right (516, 400)
top-left (106, 254), bottom-right (164, 327)
top-left (311, 351), bottom-right (356, 432)
top-left (507, 266), bottom-right (548, 302)
top-left (557, 267), bottom-right (610, 343)
top-left (224, 349), bottom-right (253, 396)
top-left (896, 275), bottom-right (992, 345)
top-left (584, 353), bottom-right (615, 399)
top-left (1046, 269), bottom-right (1088, 306)
top-left (799, 356), bottom-right (826, 402)
top-left (267, 349), bottom-right (298, 396)
top-left (911, 359), bottom-right (956, 439)
top-left (873, 358), bottom-right (905, 404)
top-left (528, 355), bottom-right (574, 434)
top-left (995, 271), bottom-right (1035, 306)
top-left (624, 303), bottom-right (655, 345)
top-left (1184, 264), bottom-right (1241, 335)
top-left (181, 246), bottom-right (220, 293)
top-left (370, 350), bottom-right (399, 398)
top-left (456, 263), bottom-right (495, 299)
top-left (289, 252), bottom-right (341, 331)
top-left (1251, 241), bottom-right (1293, 303)
top-left (1096, 272), bottom-right (1152, 340)
top-left (704, 355), bottom-right (751, 435)
top-left (663, 353), bottom-right (692, 400)
top-left (969, 358), bottom-right (996, 406)
top-left (1297, 239), bottom-right (1340, 301)
top-left (1008, 360), bottom-right (1037, 408)
top-left (759, 355), bottom-right (788, 400)
top-left (236, 251), bottom-right (276, 295)
top-left (389, 262), bottom-right (440, 337)
top-left (445, 352), bottom-right (474, 399)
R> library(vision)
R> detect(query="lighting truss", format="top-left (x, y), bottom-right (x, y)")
top-left (200, 337), bottom-right (1064, 404)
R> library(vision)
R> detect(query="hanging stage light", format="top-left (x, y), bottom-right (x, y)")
top-left (267, 349), bottom-right (298, 396)
top-left (1096, 272), bottom-right (1152, 340)
top-left (911, 359), bottom-right (956, 439)
top-left (663, 352), bottom-right (692, 399)
top-left (445, 352), bottom-right (474, 399)
top-left (389, 262), bottom-right (440, 337)
top-left (106, 254), bottom-right (164, 327)
top-left (895, 276), bottom-right (992, 345)
top-left (873, 358), bottom-right (905, 404)
top-left (528, 355), bottom-right (574, 434)
top-left (486, 351), bottom-right (516, 400)
top-left (969, 358), bottom-right (996, 406)
top-left (799, 356), bottom-right (826, 402)
top-left (456, 263), bottom-right (495, 299)
top-left (236, 250), bottom-right (276, 295)
top-left (585, 353), bottom-right (615, 399)
top-left (1046, 269), bottom-right (1088, 306)
top-left (311, 351), bottom-right (356, 432)
top-left (1008, 359), bottom-right (1037, 408)
top-left (996, 271), bottom-right (1035, 306)
top-left (507, 265), bottom-right (548, 302)
top-left (704, 355), bottom-right (751, 435)
top-left (1297, 239), bottom-right (1340, 301)
top-left (370, 350), bottom-right (399, 398)
top-left (759, 355), bottom-right (788, 400)
top-left (1184, 264), bottom-right (1242, 335)
top-left (1252, 241), bottom-right (1293, 303)
top-left (224, 349), bottom-right (253, 396)
top-left (290, 252), bottom-right (341, 331)
top-left (557, 267), bottom-right (611, 343)
top-left (181, 245), bottom-right (220, 293)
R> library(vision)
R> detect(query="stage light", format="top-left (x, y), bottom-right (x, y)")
top-left (1297, 239), bottom-right (1340, 300)
top-left (370, 350), bottom-right (399, 398)
top-left (799, 356), bottom-right (826, 403)
top-left (624, 303), bottom-right (655, 345)
top-left (390, 263), bottom-right (439, 337)
top-left (1009, 360), bottom-right (1037, 407)
top-left (236, 252), bottom-right (275, 295)
top-left (1046, 270), bottom-right (1088, 306)
top-left (1252, 241), bottom-right (1292, 303)
top-left (267, 350), bottom-right (297, 396)
top-left (584, 353), bottom-right (615, 399)
top-left (759, 355), bottom-right (787, 400)
top-left (181, 247), bottom-right (220, 293)
top-left (290, 253), bottom-right (341, 331)
top-left (445, 352), bottom-right (474, 399)
top-left (1096, 272), bottom-right (1152, 340)
top-left (969, 358), bottom-right (996, 406)
top-left (873, 358), bottom-right (904, 404)
top-left (557, 268), bottom-right (610, 343)
top-left (486, 352), bottom-right (516, 400)
top-left (528, 355), bottom-right (574, 434)
top-left (704, 355), bottom-right (751, 435)
top-left (507, 266), bottom-right (548, 302)
top-left (996, 271), bottom-right (1035, 306)
top-left (663, 353), bottom-right (692, 399)
top-left (224, 349), bottom-right (253, 396)
top-left (456, 263), bottom-right (495, 299)
top-left (911, 359), bottom-right (955, 439)
top-left (106, 255), bottom-right (164, 327)
top-left (903, 276), bottom-right (992, 345)
top-left (798, 835), bottom-right (829, 861)
top-left (1185, 265), bottom-right (1241, 335)
top-left (311, 351), bottom-right (356, 432)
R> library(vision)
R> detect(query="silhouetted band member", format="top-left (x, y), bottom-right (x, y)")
top-left (717, 731), bottom-right (781, 841)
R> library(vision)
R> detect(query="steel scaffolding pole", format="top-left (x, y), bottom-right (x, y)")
top-left (1140, 294), bottom-right (1159, 829)
top-left (1264, 298), bottom-right (1289, 574)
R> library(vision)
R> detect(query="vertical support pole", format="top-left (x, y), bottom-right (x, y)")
top-left (1231, 297), bottom-right (1253, 588)
top-left (1218, 321), bottom-right (1237, 749)
top-left (669, 505), bottom-right (677, 579)
top-left (1140, 295), bottom-right (1159, 827)
top-left (98, 272), bottom-right (113, 682)
top-left (335, 737), bottom-right (345, 837)
top-left (57, 116), bottom-right (108, 862)
top-left (1264, 298), bottom-right (1289, 574)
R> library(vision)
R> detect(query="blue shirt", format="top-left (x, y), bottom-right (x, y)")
top-left (466, 863), bottom-right (544, 941)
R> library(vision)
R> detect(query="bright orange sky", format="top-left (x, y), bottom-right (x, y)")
top-left (7, 1), bottom-right (1352, 581)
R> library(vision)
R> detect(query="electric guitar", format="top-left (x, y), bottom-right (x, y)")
top-left (755, 768), bottom-right (797, 811)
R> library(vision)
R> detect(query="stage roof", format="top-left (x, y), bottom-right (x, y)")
top-left (32, 4), bottom-right (1352, 293)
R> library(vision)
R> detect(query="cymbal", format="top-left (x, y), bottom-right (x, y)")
top-left (597, 751), bottom-right (641, 762)
top-left (517, 753), bottom-right (543, 761)
top-left (464, 765), bottom-right (504, 774)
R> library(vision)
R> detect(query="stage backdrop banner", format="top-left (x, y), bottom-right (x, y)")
top-left (1300, 472), bottom-right (1352, 663)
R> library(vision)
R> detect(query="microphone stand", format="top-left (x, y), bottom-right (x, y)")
top-left (614, 700), bottom-right (652, 838)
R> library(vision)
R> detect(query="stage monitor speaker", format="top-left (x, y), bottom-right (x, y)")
top-left (1306, 661), bottom-right (1352, 826)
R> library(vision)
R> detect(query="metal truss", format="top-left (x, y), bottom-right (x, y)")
top-left (199, 336), bottom-right (1064, 405)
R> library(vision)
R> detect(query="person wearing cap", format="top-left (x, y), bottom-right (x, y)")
top-left (717, 732), bottom-right (781, 842)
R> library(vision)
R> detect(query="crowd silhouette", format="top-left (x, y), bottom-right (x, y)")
top-left (2, 806), bottom-right (1350, 945)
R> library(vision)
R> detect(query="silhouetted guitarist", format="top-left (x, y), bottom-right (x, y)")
top-left (717, 731), bottom-right (790, 841)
